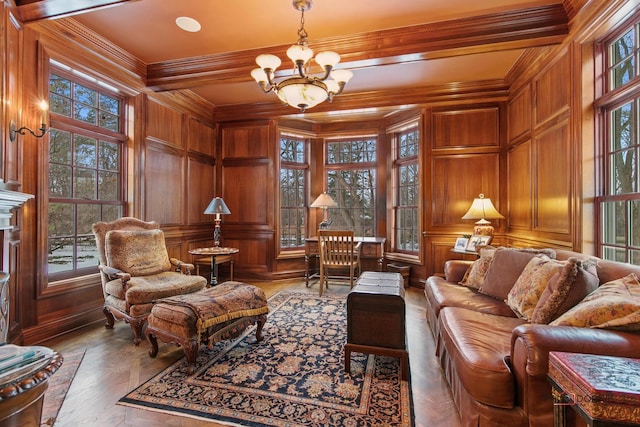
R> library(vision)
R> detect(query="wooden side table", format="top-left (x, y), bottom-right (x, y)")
top-left (548, 351), bottom-right (640, 427)
top-left (189, 247), bottom-right (239, 286)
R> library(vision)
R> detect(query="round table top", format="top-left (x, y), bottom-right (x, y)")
top-left (189, 247), bottom-right (239, 255)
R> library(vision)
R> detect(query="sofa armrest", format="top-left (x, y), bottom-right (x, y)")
top-left (510, 323), bottom-right (640, 420)
top-left (443, 260), bottom-right (474, 283)
top-left (511, 324), bottom-right (640, 377)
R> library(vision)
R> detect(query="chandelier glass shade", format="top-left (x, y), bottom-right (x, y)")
top-left (250, 0), bottom-right (353, 112)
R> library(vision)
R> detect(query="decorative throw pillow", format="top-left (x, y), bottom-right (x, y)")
top-left (459, 248), bottom-right (496, 289)
top-left (506, 254), bottom-right (557, 320)
top-left (105, 229), bottom-right (171, 276)
top-left (479, 247), bottom-right (557, 300)
top-left (531, 257), bottom-right (599, 324)
top-left (550, 273), bottom-right (640, 330)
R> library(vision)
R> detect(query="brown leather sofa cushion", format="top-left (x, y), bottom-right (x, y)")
top-left (439, 307), bottom-right (526, 408)
top-left (425, 276), bottom-right (518, 318)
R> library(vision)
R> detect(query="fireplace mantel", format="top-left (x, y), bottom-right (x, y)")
top-left (0, 180), bottom-right (33, 230)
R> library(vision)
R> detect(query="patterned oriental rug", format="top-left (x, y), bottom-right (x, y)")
top-left (119, 291), bottom-right (414, 426)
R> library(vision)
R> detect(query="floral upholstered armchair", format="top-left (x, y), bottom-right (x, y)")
top-left (92, 217), bottom-right (206, 345)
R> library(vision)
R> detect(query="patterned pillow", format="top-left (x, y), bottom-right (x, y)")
top-left (531, 257), bottom-right (599, 324)
top-left (506, 255), bottom-right (557, 320)
top-left (479, 247), bottom-right (557, 300)
top-left (550, 273), bottom-right (640, 330)
top-left (459, 249), bottom-right (495, 289)
top-left (105, 229), bottom-right (171, 276)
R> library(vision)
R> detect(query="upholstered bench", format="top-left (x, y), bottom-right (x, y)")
top-left (146, 281), bottom-right (269, 373)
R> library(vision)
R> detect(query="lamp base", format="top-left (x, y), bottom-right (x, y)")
top-left (473, 220), bottom-right (494, 237)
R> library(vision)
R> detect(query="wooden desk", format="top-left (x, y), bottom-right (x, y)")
top-left (189, 247), bottom-right (239, 286)
top-left (548, 351), bottom-right (640, 427)
top-left (305, 236), bottom-right (385, 286)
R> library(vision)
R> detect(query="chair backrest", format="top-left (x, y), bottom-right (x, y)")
top-left (92, 217), bottom-right (160, 267)
top-left (318, 230), bottom-right (357, 267)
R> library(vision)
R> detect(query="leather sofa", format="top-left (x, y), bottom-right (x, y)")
top-left (424, 248), bottom-right (640, 427)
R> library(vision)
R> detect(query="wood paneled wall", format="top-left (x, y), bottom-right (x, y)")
top-left (506, 47), bottom-right (577, 249)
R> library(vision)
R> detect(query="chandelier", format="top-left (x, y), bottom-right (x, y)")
top-left (250, 0), bottom-right (353, 112)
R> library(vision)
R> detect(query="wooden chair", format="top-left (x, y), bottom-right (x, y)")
top-left (318, 230), bottom-right (361, 296)
top-left (92, 217), bottom-right (207, 345)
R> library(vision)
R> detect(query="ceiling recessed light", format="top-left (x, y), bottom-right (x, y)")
top-left (176, 16), bottom-right (201, 33)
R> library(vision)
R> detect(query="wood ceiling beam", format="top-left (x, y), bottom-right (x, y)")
top-left (212, 79), bottom-right (510, 122)
top-left (147, 4), bottom-right (569, 91)
top-left (14, 0), bottom-right (134, 23)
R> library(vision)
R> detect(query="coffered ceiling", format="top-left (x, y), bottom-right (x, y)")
top-left (14, 0), bottom-right (571, 119)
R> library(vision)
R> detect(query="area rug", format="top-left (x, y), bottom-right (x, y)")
top-left (41, 349), bottom-right (86, 426)
top-left (118, 291), bottom-right (413, 426)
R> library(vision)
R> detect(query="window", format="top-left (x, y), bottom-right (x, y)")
top-left (596, 15), bottom-right (640, 263)
top-left (280, 134), bottom-right (308, 248)
top-left (326, 137), bottom-right (377, 237)
top-left (47, 63), bottom-right (126, 279)
top-left (393, 125), bottom-right (419, 253)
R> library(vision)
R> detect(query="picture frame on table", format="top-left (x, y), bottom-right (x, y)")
top-left (454, 237), bottom-right (469, 251)
top-left (466, 235), bottom-right (492, 252)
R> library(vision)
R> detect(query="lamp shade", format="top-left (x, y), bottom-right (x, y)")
top-left (310, 192), bottom-right (337, 208)
top-left (461, 194), bottom-right (504, 221)
top-left (204, 197), bottom-right (231, 215)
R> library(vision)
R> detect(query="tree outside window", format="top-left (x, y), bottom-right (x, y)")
top-left (47, 64), bottom-right (125, 279)
top-left (326, 137), bottom-right (377, 237)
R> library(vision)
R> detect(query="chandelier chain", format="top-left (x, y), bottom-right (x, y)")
top-left (297, 8), bottom-right (308, 45)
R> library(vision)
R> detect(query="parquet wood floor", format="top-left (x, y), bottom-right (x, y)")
top-left (41, 280), bottom-right (461, 426)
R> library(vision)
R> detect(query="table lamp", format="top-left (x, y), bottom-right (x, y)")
top-left (461, 193), bottom-right (504, 237)
top-left (204, 197), bottom-right (231, 246)
top-left (310, 192), bottom-right (338, 229)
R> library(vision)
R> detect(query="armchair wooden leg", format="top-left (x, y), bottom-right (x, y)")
top-left (103, 306), bottom-right (115, 329)
top-left (129, 318), bottom-right (145, 346)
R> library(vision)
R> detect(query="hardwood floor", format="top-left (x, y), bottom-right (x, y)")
top-left (40, 280), bottom-right (461, 426)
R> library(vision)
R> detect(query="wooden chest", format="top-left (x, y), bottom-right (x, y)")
top-left (345, 272), bottom-right (408, 379)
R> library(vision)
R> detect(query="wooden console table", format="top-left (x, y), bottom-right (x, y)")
top-left (304, 236), bottom-right (385, 286)
top-left (548, 351), bottom-right (640, 426)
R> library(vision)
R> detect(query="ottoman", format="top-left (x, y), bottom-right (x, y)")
top-left (146, 281), bottom-right (269, 373)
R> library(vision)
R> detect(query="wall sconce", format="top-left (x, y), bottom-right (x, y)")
top-left (204, 197), bottom-right (231, 247)
top-left (9, 100), bottom-right (49, 143)
top-left (310, 192), bottom-right (338, 229)
top-left (461, 193), bottom-right (505, 237)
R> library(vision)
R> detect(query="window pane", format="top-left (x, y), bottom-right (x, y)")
top-left (48, 237), bottom-right (74, 274)
top-left (74, 169), bottom-right (97, 199)
top-left (49, 94), bottom-right (72, 117)
top-left (279, 135), bottom-right (307, 249)
top-left (98, 171), bottom-right (119, 200)
top-left (74, 83), bottom-right (97, 107)
top-left (610, 102), bottom-right (636, 195)
top-left (49, 129), bottom-right (72, 164)
top-left (49, 164), bottom-right (72, 197)
top-left (99, 141), bottom-right (120, 171)
top-left (49, 203), bottom-right (74, 237)
top-left (99, 93), bottom-right (119, 114)
top-left (50, 74), bottom-right (71, 97)
top-left (399, 128), bottom-right (418, 158)
top-left (610, 28), bottom-right (636, 89)
top-left (74, 103), bottom-right (97, 125)
top-left (280, 137), bottom-right (305, 163)
top-left (74, 135), bottom-right (97, 167)
top-left (327, 139), bottom-right (376, 164)
top-left (100, 112), bottom-right (119, 131)
top-left (601, 201), bottom-right (626, 245)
